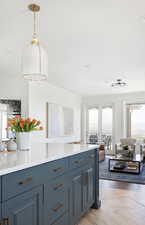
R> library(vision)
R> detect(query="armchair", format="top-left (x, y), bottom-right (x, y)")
top-left (115, 138), bottom-right (136, 157)
top-left (140, 140), bottom-right (145, 161)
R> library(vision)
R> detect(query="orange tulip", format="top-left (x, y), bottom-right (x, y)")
top-left (37, 120), bottom-right (41, 125)
top-left (32, 119), bottom-right (37, 124)
top-left (26, 118), bottom-right (31, 125)
top-left (20, 120), bottom-right (25, 129)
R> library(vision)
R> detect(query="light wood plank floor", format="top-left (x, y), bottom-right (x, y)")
top-left (79, 180), bottom-right (145, 225)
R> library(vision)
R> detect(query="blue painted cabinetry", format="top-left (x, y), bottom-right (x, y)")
top-left (0, 177), bottom-right (2, 224)
top-left (0, 148), bottom-right (100, 225)
top-left (44, 175), bottom-right (69, 225)
top-left (70, 170), bottom-right (83, 225)
top-left (83, 167), bottom-right (94, 212)
top-left (0, 204), bottom-right (1, 225)
top-left (2, 186), bottom-right (43, 225)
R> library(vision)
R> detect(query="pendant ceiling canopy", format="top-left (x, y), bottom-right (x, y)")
top-left (22, 4), bottom-right (48, 81)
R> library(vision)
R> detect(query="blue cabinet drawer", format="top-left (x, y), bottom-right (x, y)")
top-left (2, 158), bottom-right (68, 201)
top-left (2, 165), bottom-right (45, 201)
top-left (87, 150), bottom-right (96, 164)
top-left (51, 213), bottom-right (68, 225)
top-left (44, 175), bottom-right (68, 195)
top-left (47, 158), bottom-right (68, 180)
top-left (69, 153), bottom-right (87, 170)
top-left (44, 191), bottom-right (68, 225)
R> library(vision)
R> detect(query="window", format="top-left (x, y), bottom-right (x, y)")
top-left (88, 108), bottom-right (98, 144)
top-left (102, 106), bottom-right (112, 152)
top-left (127, 104), bottom-right (145, 139)
top-left (102, 106), bottom-right (112, 136)
top-left (87, 106), bottom-right (113, 151)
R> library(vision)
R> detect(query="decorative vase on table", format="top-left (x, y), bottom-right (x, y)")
top-left (7, 139), bottom-right (17, 151)
top-left (8, 118), bottom-right (43, 151)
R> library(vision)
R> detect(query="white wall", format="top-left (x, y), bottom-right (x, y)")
top-left (29, 82), bottom-right (81, 143)
top-left (0, 75), bottom-right (81, 143)
top-left (82, 92), bottom-right (145, 149)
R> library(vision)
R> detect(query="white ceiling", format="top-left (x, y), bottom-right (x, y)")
top-left (1, 0), bottom-right (145, 96)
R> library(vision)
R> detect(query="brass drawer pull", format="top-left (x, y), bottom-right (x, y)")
top-left (19, 177), bottom-right (33, 185)
top-left (52, 204), bottom-right (64, 212)
top-left (53, 166), bottom-right (63, 172)
top-left (54, 183), bottom-right (64, 190)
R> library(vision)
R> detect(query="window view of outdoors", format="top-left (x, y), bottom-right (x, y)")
top-left (102, 107), bottom-right (112, 136)
top-left (127, 104), bottom-right (145, 139)
top-left (88, 108), bottom-right (98, 144)
top-left (87, 107), bottom-right (112, 152)
top-left (88, 108), bottom-right (98, 134)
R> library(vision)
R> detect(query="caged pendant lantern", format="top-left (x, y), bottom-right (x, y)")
top-left (22, 4), bottom-right (48, 81)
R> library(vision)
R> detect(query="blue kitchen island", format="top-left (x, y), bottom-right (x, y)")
top-left (0, 143), bottom-right (100, 225)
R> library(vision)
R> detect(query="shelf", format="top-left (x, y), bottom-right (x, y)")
top-left (110, 166), bottom-right (139, 174)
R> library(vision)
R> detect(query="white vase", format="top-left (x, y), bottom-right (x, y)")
top-left (16, 132), bottom-right (30, 151)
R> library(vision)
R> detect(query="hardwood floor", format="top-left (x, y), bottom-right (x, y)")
top-left (79, 180), bottom-right (145, 225)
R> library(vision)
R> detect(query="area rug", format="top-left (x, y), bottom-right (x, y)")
top-left (99, 159), bottom-right (145, 184)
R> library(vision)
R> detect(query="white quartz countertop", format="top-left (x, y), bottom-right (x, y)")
top-left (0, 143), bottom-right (98, 176)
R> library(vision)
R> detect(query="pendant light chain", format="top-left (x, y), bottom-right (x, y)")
top-left (33, 10), bottom-right (41, 73)
top-left (33, 11), bottom-right (37, 39)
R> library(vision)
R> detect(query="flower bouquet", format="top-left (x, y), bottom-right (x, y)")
top-left (9, 118), bottom-right (43, 150)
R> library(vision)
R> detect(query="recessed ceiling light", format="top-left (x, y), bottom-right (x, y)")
top-left (111, 79), bottom-right (127, 88)
top-left (83, 64), bottom-right (91, 69)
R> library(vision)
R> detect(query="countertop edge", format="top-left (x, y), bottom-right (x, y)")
top-left (0, 145), bottom-right (99, 176)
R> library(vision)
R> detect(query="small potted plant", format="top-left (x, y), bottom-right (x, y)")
top-left (9, 118), bottom-right (43, 150)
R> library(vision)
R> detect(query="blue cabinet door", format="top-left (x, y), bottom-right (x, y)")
top-left (0, 204), bottom-right (2, 223)
top-left (0, 177), bottom-right (1, 203)
top-left (83, 167), bottom-right (94, 211)
top-left (69, 171), bottom-right (83, 225)
top-left (2, 186), bottom-right (43, 225)
top-left (51, 213), bottom-right (68, 225)
top-left (87, 167), bottom-right (94, 205)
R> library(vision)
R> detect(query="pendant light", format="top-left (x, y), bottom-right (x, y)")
top-left (22, 4), bottom-right (48, 81)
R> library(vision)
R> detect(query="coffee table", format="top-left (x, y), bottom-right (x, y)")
top-left (109, 154), bottom-right (143, 174)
